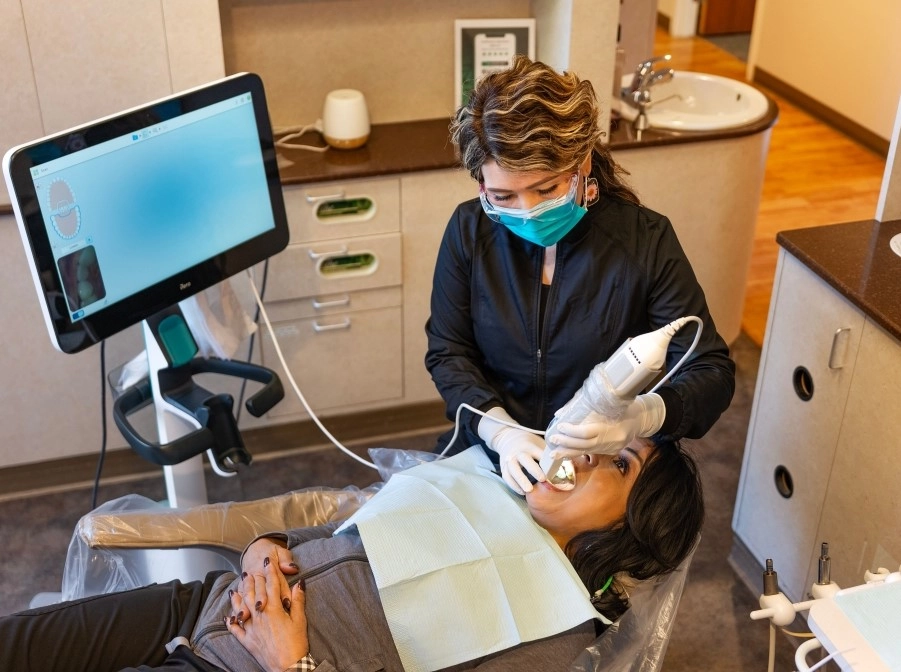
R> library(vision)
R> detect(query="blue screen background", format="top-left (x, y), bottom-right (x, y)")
top-left (34, 101), bottom-right (274, 319)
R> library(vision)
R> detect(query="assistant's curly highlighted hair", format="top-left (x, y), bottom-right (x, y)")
top-left (450, 55), bottom-right (639, 205)
top-left (566, 438), bottom-right (704, 626)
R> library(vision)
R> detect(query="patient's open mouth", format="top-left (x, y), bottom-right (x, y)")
top-left (546, 459), bottom-right (575, 490)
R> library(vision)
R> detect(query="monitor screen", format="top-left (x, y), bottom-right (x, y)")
top-left (3, 72), bottom-right (289, 354)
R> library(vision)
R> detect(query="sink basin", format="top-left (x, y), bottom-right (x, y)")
top-left (618, 71), bottom-right (769, 131)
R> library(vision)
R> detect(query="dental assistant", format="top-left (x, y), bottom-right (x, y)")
top-left (426, 55), bottom-right (736, 494)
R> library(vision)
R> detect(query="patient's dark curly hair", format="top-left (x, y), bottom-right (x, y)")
top-left (565, 438), bottom-right (704, 626)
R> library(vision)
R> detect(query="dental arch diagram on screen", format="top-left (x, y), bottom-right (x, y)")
top-left (41, 177), bottom-right (107, 316)
top-left (47, 178), bottom-right (81, 239)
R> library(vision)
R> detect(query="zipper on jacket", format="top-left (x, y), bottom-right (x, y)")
top-left (536, 272), bottom-right (554, 431)
top-left (192, 553), bottom-right (370, 641)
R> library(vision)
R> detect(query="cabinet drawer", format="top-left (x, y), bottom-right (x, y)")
top-left (263, 286), bottom-right (401, 322)
top-left (265, 232), bottom-right (402, 302)
top-left (260, 305), bottom-right (403, 417)
top-left (283, 178), bottom-right (400, 243)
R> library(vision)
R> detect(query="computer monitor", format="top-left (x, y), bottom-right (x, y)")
top-left (3, 72), bottom-right (289, 354)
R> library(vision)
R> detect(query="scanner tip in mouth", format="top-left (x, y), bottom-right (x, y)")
top-left (547, 459), bottom-right (576, 491)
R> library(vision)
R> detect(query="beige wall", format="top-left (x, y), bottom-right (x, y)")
top-left (0, 0), bottom-right (224, 206)
top-left (219, 0), bottom-right (616, 132)
top-left (748, 0), bottom-right (901, 142)
top-left (877, 96), bottom-right (901, 221)
top-left (656, 0), bottom-right (697, 37)
top-left (617, 0), bottom-right (658, 80)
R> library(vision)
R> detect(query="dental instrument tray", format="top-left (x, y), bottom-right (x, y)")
top-left (2, 72), bottom-right (289, 354)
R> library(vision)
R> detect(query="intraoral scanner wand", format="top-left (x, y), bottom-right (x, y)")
top-left (540, 317), bottom-right (700, 489)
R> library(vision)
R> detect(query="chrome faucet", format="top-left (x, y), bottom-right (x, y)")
top-left (621, 54), bottom-right (674, 130)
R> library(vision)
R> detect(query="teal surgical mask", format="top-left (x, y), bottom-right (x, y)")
top-left (479, 174), bottom-right (587, 247)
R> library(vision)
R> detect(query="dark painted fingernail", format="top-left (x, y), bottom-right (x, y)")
top-left (241, 571), bottom-right (248, 580)
top-left (263, 556), bottom-right (270, 567)
top-left (282, 597), bottom-right (291, 612)
top-left (299, 578), bottom-right (306, 591)
top-left (288, 562), bottom-right (299, 570)
top-left (254, 600), bottom-right (262, 612)
top-left (228, 589), bottom-right (234, 599)
top-left (228, 615), bottom-right (236, 625)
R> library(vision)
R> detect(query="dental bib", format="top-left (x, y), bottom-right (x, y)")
top-left (336, 447), bottom-right (599, 672)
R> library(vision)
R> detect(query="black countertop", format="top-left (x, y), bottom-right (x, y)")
top-left (777, 219), bottom-right (901, 342)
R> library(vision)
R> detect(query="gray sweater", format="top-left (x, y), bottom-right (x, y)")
top-left (190, 523), bottom-right (595, 671)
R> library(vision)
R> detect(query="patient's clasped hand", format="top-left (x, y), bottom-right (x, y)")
top-left (0, 439), bottom-right (704, 672)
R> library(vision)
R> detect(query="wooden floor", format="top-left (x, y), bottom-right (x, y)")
top-left (652, 28), bottom-right (886, 346)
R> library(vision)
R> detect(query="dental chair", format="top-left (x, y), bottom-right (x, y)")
top-left (64, 449), bottom-right (697, 672)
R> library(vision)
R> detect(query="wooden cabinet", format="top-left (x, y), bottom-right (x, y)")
top-left (732, 248), bottom-right (901, 602)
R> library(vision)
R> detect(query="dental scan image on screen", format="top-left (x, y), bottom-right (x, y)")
top-left (4, 73), bottom-right (289, 353)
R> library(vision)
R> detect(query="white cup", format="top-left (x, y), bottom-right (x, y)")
top-left (321, 89), bottom-right (370, 150)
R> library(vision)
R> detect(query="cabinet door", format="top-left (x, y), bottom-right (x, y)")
top-left (0, 2), bottom-right (43, 206)
top-left (260, 304), bottom-right (403, 417)
top-left (806, 318), bottom-right (901, 591)
top-left (733, 251), bottom-right (864, 602)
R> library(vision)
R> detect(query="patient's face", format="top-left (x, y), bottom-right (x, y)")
top-left (525, 438), bottom-right (654, 547)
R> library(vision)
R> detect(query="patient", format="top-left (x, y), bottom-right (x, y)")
top-left (0, 437), bottom-right (703, 672)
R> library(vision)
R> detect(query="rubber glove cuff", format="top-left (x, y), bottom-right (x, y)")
top-left (478, 407), bottom-right (545, 494)
top-left (477, 406), bottom-right (517, 445)
top-left (635, 392), bottom-right (666, 437)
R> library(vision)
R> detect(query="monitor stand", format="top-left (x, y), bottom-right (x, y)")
top-left (144, 316), bottom-right (212, 509)
top-left (102, 307), bottom-right (284, 587)
top-left (30, 307), bottom-right (287, 607)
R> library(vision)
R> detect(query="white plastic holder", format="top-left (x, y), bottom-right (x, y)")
top-left (750, 593), bottom-right (815, 626)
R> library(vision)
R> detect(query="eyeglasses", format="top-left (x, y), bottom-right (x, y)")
top-left (479, 173), bottom-right (579, 223)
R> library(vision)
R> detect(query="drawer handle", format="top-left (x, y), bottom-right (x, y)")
top-left (828, 327), bottom-right (851, 369)
top-left (313, 318), bottom-right (351, 332)
top-left (311, 294), bottom-right (351, 309)
top-left (319, 252), bottom-right (377, 275)
top-left (308, 245), bottom-right (348, 260)
top-left (316, 197), bottom-right (375, 219)
top-left (304, 190), bottom-right (346, 204)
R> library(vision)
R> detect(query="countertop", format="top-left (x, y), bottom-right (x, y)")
top-left (0, 119), bottom-right (455, 216)
top-left (777, 219), bottom-right (901, 342)
top-left (275, 101), bottom-right (779, 184)
top-left (1, 102), bottom-right (779, 214)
